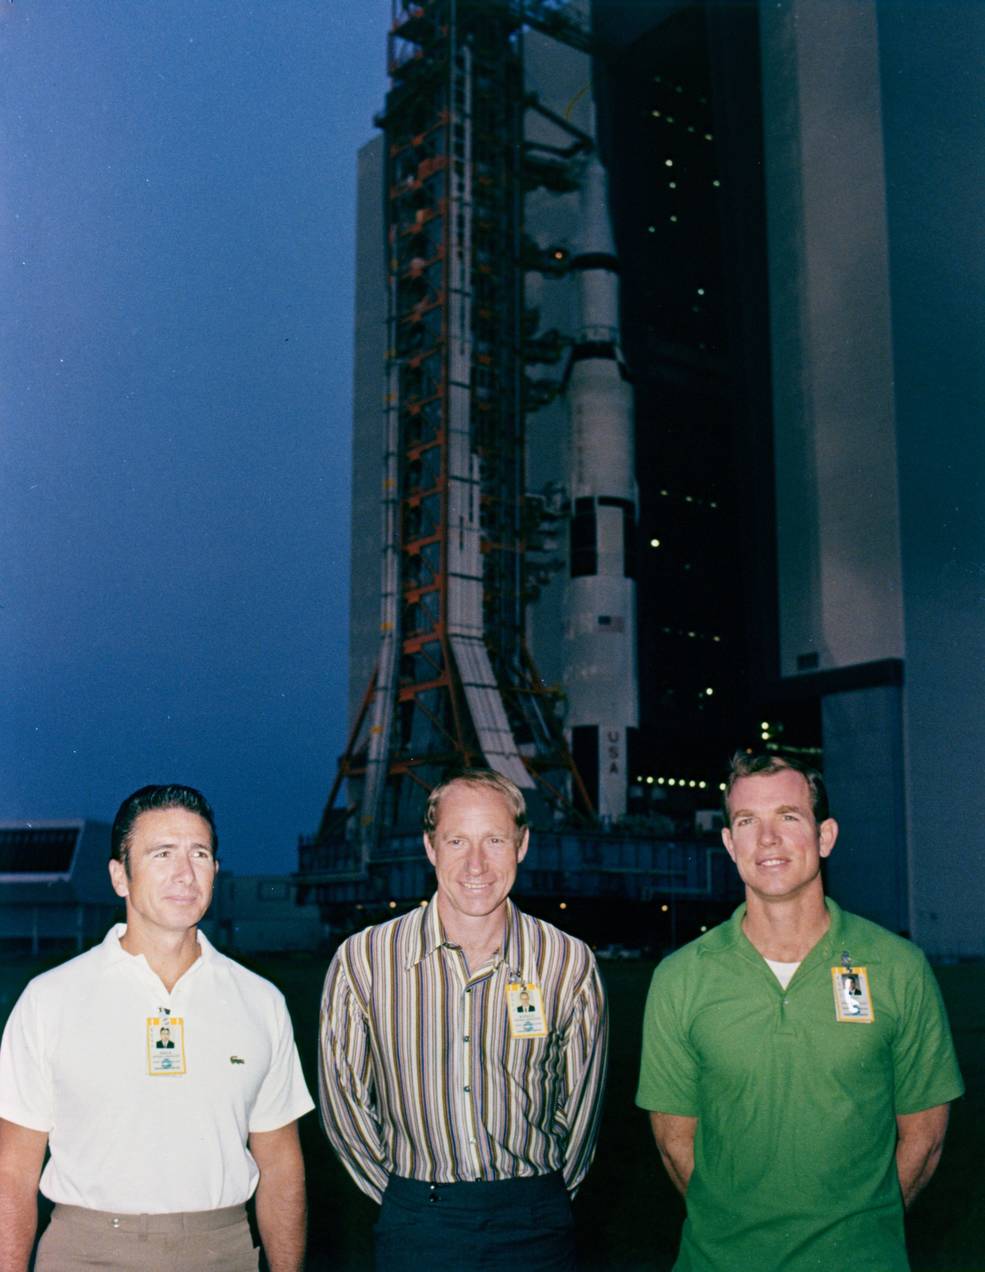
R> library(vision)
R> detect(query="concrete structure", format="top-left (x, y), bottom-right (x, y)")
top-left (0, 821), bottom-right (119, 953)
top-left (760, 0), bottom-right (985, 955)
top-left (207, 874), bottom-right (325, 954)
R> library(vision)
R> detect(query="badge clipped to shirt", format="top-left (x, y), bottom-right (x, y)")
top-left (146, 1016), bottom-right (187, 1074)
top-left (831, 965), bottom-right (875, 1023)
top-left (507, 982), bottom-right (547, 1039)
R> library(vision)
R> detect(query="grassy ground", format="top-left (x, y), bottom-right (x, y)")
top-left (2, 951), bottom-right (982, 1270)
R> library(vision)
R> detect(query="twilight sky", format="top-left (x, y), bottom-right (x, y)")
top-left (1, 1), bottom-right (390, 872)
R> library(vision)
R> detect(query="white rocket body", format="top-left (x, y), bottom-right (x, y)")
top-left (563, 153), bottom-right (639, 821)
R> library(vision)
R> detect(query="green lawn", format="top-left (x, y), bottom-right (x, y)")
top-left (2, 952), bottom-right (982, 1270)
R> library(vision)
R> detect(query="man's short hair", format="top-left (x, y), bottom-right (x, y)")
top-left (423, 768), bottom-right (528, 840)
top-left (111, 784), bottom-right (218, 874)
top-left (722, 752), bottom-right (830, 827)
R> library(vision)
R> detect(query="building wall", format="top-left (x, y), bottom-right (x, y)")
top-left (878, 0), bottom-right (985, 957)
top-left (761, 0), bottom-right (985, 955)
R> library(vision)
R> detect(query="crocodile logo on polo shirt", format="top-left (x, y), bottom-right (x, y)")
top-left (230, 1056), bottom-right (245, 1064)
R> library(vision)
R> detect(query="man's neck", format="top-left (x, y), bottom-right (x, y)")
top-left (741, 885), bottom-right (830, 963)
top-left (437, 899), bottom-right (508, 975)
top-left (119, 922), bottom-right (202, 993)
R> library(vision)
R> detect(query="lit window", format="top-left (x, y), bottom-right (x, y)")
top-left (668, 181), bottom-right (677, 189)
top-left (688, 780), bottom-right (697, 788)
top-left (660, 904), bottom-right (669, 913)
top-left (665, 159), bottom-right (674, 167)
top-left (559, 901), bottom-right (567, 910)
top-left (704, 133), bottom-right (713, 141)
top-left (705, 687), bottom-right (714, 696)
top-left (646, 775), bottom-right (655, 785)
top-left (760, 721), bottom-right (769, 730)
top-left (712, 179), bottom-right (721, 188)
top-left (652, 110), bottom-right (661, 117)
top-left (688, 125), bottom-right (695, 133)
top-left (697, 288), bottom-right (705, 296)
top-left (698, 781), bottom-right (707, 790)
top-left (657, 777), bottom-right (665, 785)
top-left (668, 778), bottom-right (676, 787)
top-left (649, 537), bottom-right (660, 548)
top-left (719, 782), bottom-right (726, 791)
top-left (700, 925), bottom-right (708, 933)
top-left (647, 225), bottom-right (656, 233)
top-left (666, 116), bottom-right (675, 124)
top-left (761, 732), bottom-right (769, 741)
top-left (388, 900), bottom-right (397, 909)
top-left (670, 215), bottom-right (678, 223)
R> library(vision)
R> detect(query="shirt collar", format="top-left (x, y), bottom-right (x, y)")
top-left (407, 896), bottom-right (520, 973)
top-left (100, 922), bottom-right (214, 977)
top-left (700, 896), bottom-right (848, 964)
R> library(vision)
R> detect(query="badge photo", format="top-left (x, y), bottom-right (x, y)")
top-left (831, 966), bottom-right (875, 1023)
top-left (147, 1016), bottom-right (187, 1074)
top-left (507, 982), bottom-right (548, 1039)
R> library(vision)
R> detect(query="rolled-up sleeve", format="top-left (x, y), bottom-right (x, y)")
top-left (318, 946), bottom-right (389, 1203)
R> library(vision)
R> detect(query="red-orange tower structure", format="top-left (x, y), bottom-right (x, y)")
top-left (318, 1), bottom-right (595, 863)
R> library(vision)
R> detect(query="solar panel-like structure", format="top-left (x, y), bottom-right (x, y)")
top-left (0, 827), bottom-right (79, 875)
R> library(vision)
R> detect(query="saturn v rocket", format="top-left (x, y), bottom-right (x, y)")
top-left (562, 147), bottom-right (639, 821)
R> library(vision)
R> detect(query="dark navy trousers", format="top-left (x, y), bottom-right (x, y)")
top-left (374, 1172), bottom-right (577, 1271)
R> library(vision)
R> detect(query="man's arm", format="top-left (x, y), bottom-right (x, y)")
top-left (249, 1121), bottom-right (306, 1272)
top-left (0, 1119), bottom-right (48, 1272)
top-left (559, 960), bottom-right (608, 1194)
top-left (318, 951), bottom-right (389, 1202)
top-left (896, 1104), bottom-right (950, 1208)
top-left (648, 1112), bottom-right (697, 1198)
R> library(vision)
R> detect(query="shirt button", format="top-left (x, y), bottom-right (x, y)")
top-left (465, 987), bottom-right (472, 994)
top-left (783, 997), bottom-right (790, 1006)
top-left (111, 1218), bottom-right (121, 1229)
top-left (464, 1035), bottom-right (470, 1043)
top-left (464, 1085), bottom-right (471, 1093)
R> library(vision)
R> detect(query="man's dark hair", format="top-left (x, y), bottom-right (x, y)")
top-left (722, 752), bottom-right (830, 827)
top-left (110, 784), bottom-right (218, 874)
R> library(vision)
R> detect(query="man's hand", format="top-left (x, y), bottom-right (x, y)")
top-left (0, 1119), bottom-right (48, 1272)
top-left (648, 1111), bottom-right (697, 1198)
top-left (249, 1121), bottom-right (306, 1272)
top-left (896, 1104), bottom-right (950, 1208)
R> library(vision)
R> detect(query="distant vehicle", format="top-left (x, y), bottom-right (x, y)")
top-left (596, 944), bottom-right (642, 960)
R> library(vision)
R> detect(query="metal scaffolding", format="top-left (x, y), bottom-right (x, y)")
top-left (317, 0), bottom-right (593, 865)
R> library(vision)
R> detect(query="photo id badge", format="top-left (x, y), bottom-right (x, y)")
top-left (507, 982), bottom-right (547, 1039)
top-left (831, 967), bottom-right (875, 1023)
top-left (146, 1016), bottom-right (187, 1074)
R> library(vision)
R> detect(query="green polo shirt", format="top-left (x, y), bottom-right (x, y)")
top-left (636, 900), bottom-right (963, 1272)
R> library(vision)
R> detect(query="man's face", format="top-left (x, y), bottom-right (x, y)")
top-left (424, 782), bottom-right (528, 926)
top-left (160, 1028), bottom-right (170, 1041)
top-left (109, 807), bottom-right (218, 938)
top-left (721, 768), bottom-right (837, 904)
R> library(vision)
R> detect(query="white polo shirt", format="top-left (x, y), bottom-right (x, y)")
top-left (0, 925), bottom-right (314, 1213)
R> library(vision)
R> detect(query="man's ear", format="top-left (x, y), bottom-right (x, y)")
top-left (423, 833), bottom-right (436, 867)
top-left (108, 859), bottom-right (129, 899)
top-left (721, 826), bottom-right (736, 863)
top-left (516, 828), bottom-right (530, 864)
top-left (818, 818), bottom-right (839, 859)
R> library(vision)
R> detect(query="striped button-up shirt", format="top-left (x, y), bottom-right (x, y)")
top-left (319, 897), bottom-right (607, 1202)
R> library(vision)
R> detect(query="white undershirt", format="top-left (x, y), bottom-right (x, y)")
top-left (764, 957), bottom-right (801, 990)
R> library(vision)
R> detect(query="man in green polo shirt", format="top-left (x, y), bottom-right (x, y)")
top-left (636, 752), bottom-right (963, 1272)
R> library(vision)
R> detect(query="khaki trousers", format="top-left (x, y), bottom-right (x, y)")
top-left (36, 1202), bottom-right (259, 1272)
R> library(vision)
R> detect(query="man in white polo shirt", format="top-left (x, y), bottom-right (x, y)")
top-left (0, 784), bottom-right (314, 1271)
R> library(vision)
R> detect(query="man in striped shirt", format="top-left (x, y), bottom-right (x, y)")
top-left (319, 769), bottom-right (608, 1270)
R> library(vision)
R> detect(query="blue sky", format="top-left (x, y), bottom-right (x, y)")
top-left (1, 1), bottom-right (390, 872)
